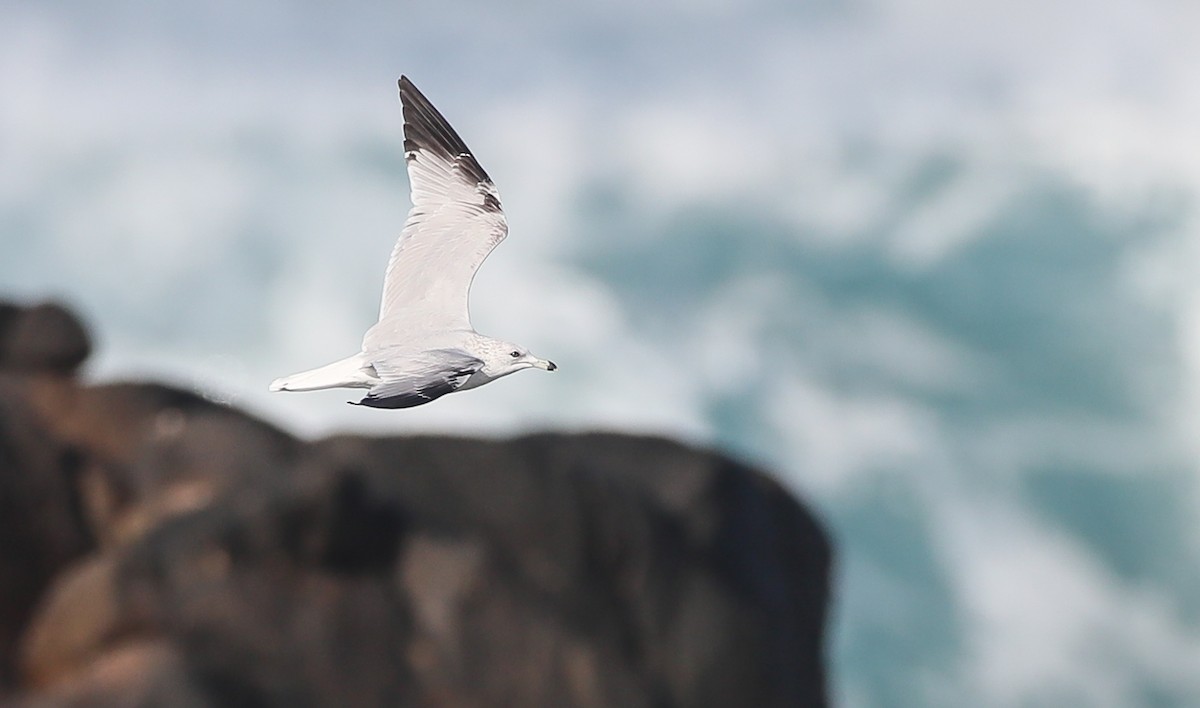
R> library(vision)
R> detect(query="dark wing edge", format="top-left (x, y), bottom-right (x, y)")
top-left (398, 75), bottom-right (493, 188)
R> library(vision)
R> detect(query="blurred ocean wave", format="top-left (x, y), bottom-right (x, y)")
top-left (3, 1), bottom-right (1199, 705)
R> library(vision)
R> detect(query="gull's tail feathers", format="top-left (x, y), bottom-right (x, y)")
top-left (269, 354), bottom-right (377, 393)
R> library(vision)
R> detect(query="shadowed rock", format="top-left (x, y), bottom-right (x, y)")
top-left (20, 381), bottom-right (302, 548)
top-left (0, 300), bottom-right (832, 707)
top-left (0, 303), bottom-right (91, 376)
top-left (310, 433), bottom-right (831, 707)
top-left (0, 380), bottom-right (94, 692)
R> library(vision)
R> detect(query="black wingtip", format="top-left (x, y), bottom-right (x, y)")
top-left (397, 75), bottom-right (431, 116)
top-left (396, 75), bottom-right (492, 185)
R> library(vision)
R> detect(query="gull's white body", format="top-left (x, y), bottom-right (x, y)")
top-left (269, 76), bottom-right (555, 409)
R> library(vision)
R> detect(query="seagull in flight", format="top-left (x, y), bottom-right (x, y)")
top-left (270, 76), bottom-right (556, 408)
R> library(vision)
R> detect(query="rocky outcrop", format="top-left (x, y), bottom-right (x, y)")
top-left (0, 300), bottom-right (832, 707)
top-left (0, 379), bottom-right (94, 691)
top-left (0, 303), bottom-right (90, 375)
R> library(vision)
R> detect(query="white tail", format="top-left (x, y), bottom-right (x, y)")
top-left (269, 354), bottom-right (376, 392)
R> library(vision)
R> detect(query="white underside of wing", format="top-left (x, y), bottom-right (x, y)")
top-left (362, 80), bottom-right (508, 352)
top-left (369, 347), bottom-right (480, 390)
top-left (373, 178), bottom-right (504, 328)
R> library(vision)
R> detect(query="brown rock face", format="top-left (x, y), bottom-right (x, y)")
top-left (0, 300), bottom-right (832, 708)
top-left (0, 303), bottom-right (91, 375)
top-left (0, 380), bottom-right (95, 691)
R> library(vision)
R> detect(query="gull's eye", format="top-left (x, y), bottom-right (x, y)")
top-left (510, 350), bottom-right (521, 358)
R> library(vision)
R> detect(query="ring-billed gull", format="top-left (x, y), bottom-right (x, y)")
top-left (269, 76), bottom-right (556, 408)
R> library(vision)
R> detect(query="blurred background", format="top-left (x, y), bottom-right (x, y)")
top-left (2, 0), bottom-right (1198, 705)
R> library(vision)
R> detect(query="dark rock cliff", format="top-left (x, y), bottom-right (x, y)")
top-left (0, 300), bottom-right (832, 708)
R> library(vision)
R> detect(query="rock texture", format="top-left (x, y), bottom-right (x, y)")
top-left (0, 379), bottom-right (93, 690)
top-left (0, 303), bottom-right (90, 375)
top-left (0, 300), bottom-right (832, 708)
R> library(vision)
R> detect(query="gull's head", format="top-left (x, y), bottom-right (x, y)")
top-left (483, 340), bottom-right (556, 378)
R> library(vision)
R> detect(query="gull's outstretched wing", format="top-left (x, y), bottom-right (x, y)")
top-left (354, 348), bottom-right (483, 408)
top-left (363, 76), bottom-right (508, 350)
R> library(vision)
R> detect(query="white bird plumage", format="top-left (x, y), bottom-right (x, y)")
top-left (269, 75), bottom-right (555, 409)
